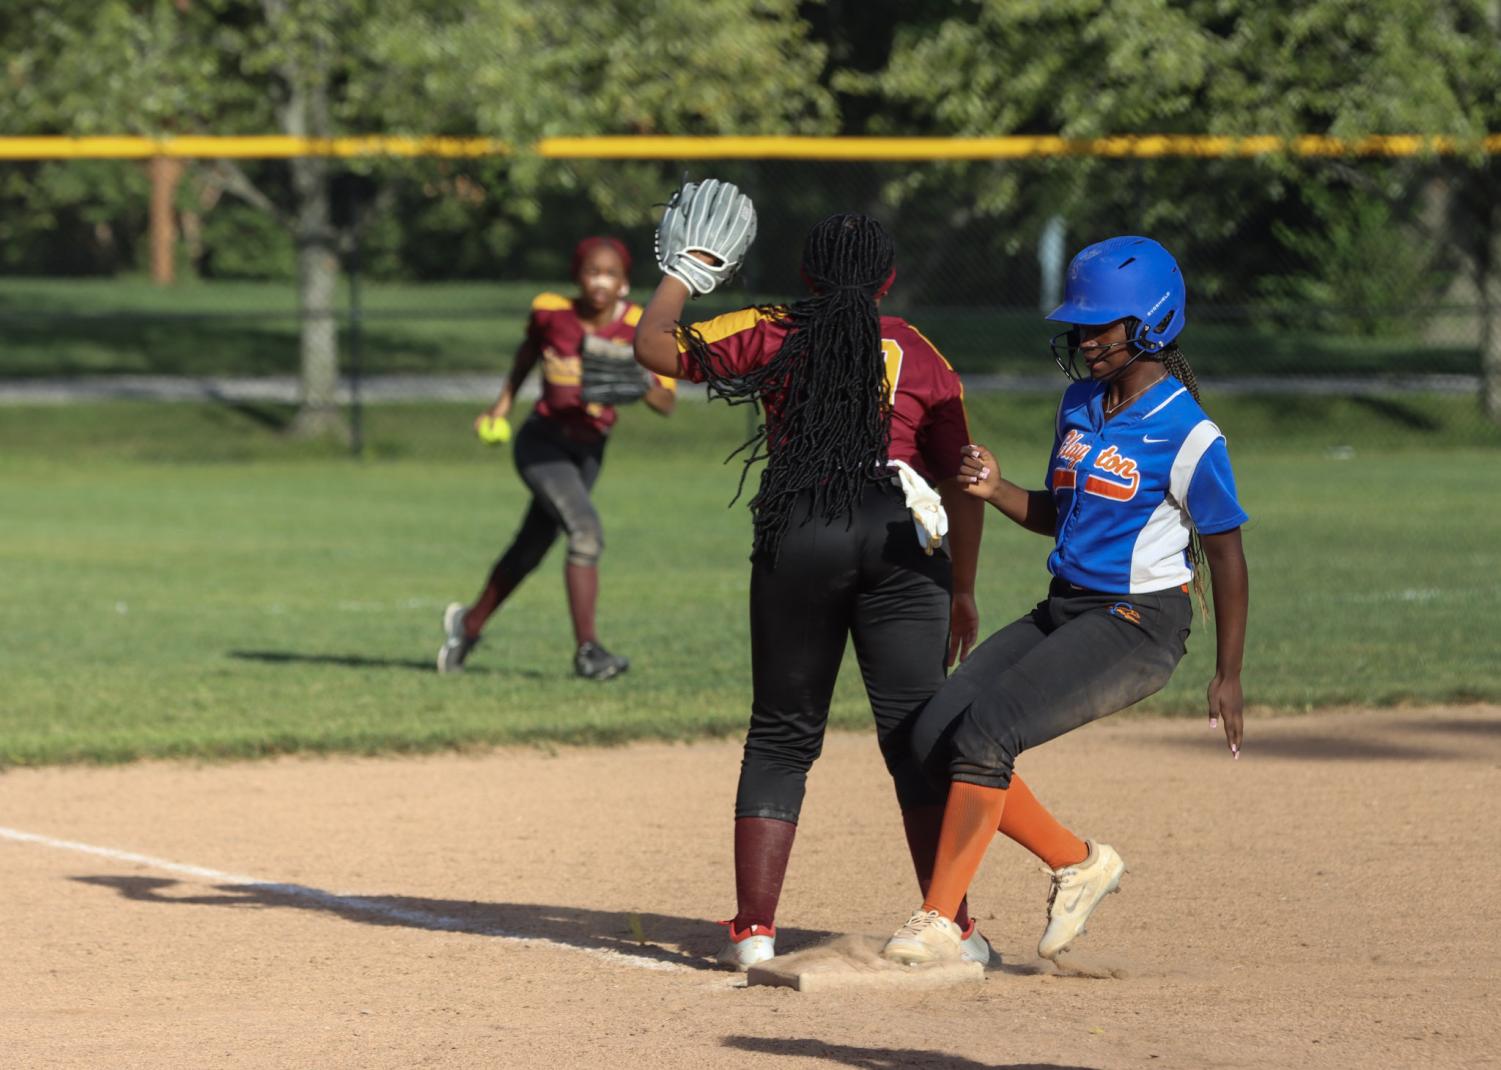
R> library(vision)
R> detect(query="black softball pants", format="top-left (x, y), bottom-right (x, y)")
top-left (911, 579), bottom-right (1193, 790)
top-left (496, 415), bottom-right (606, 577)
top-left (735, 479), bottom-right (954, 824)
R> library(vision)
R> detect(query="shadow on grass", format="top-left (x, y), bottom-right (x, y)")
top-left (69, 874), bottom-right (825, 973)
top-left (1347, 394), bottom-right (1443, 432)
top-left (227, 649), bottom-right (545, 679)
top-left (205, 395), bottom-right (294, 432)
top-left (723, 1037), bottom-right (1100, 1070)
top-left (0, 312), bottom-right (455, 378)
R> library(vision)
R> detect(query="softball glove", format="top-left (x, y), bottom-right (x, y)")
top-left (579, 335), bottom-right (650, 406)
top-left (654, 178), bottom-right (757, 297)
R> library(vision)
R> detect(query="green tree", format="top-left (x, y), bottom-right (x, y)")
top-left (1, 0), bottom-right (833, 436)
top-left (843, 0), bottom-right (1501, 414)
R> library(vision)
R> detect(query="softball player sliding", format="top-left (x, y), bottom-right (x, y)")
top-left (881, 236), bottom-right (1250, 966)
top-left (635, 179), bottom-right (1001, 971)
top-left (439, 236), bottom-right (677, 681)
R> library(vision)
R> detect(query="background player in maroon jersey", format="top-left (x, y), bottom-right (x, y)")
top-left (635, 204), bottom-right (991, 970)
top-left (439, 236), bottom-right (676, 680)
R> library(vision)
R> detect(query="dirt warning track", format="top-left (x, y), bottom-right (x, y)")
top-left (2, 705), bottom-right (1497, 1069)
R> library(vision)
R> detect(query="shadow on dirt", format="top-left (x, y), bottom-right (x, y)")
top-left (1156, 733), bottom-right (1458, 762)
top-left (723, 1035), bottom-right (1102, 1069)
top-left (1394, 714), bottom-right (1501, 737)
top-left (70, 874), bottom-right (819, 973)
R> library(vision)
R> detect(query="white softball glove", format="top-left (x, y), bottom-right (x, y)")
top-left (654, 178), bottom-right (757, 297)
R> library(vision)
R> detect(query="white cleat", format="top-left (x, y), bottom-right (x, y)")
top-left (437, 602), bottom-right (477, 674)
top-left (958, 921), bottom-right (994, 967)
top-left (714, 922), bottom-right (776, 971)
top-left (882, 908), bottom-right (963, 965)
top-left (1038, 840), bottom-right (1126, 961)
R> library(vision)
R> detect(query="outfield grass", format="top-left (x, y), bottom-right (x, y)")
top-left (0, 393), bottom-right (1498, 766)
top-left (0, 275), bottom-right (1483, 379)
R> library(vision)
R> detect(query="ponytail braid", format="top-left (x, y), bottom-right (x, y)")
top-left (1159, 343), bottom-right (1212, 620)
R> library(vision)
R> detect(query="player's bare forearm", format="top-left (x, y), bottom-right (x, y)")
top-left (1203, 528), bottom-right (1248, 677)
top-left (1202, 526), bottom-right (1248, 755)
top-left (938, 477), bottom-right (983, 664)
top-left (635, 275), bottom-right (693, 378)
top-left (994, 484), bottom-right (1057, 536)
top-left (958, 445), bottom-right (1056, 536)
top-left (938, 477), bottom-right (983, 595)
top-left (491, 339), bottom-right (540, 418)
top-left (643, 381), bottom-right (676, 416)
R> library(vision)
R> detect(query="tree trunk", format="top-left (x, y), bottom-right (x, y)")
top-left (288, 153), bottom-right (345, 439)
top-left (149, 156), bottom-right (183, 286)
top-left (274, 11), bottom-right (346, 441)
top-left (1485, 4), bottom-right (1501, 424)
top-left (1480, 166), bottom-right (1501, 424)
top-left (1483, 268), bottom-right (1501, 423)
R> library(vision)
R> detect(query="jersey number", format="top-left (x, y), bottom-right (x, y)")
top-left (881, 339), bottom-right (903, 404)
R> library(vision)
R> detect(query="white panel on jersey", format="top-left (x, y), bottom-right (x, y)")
top-left (1128, 419), bottom-right (1222, 592)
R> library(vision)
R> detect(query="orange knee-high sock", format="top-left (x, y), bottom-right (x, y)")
top-left (997, 774), bottom-right (1088, 871)
top-left (900, 806), bottom-right (972, 932)
top-left (922, 781), bottom-right (1008, 922)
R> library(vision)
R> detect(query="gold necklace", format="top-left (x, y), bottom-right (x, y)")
top-left (1103, 372), bottom-right (1169, 415)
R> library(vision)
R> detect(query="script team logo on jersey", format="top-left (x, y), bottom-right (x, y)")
top-left (1086, 445), bottom-right (1140, 501)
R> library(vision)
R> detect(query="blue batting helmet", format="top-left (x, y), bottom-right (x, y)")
top-left (1047, 236), bottom-right (1186, 353)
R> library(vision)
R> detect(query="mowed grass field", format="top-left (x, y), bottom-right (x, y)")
top-left (1, 392), bottom-right (1498, 766)
top-left (0, 275), bottom-right (1483, 378)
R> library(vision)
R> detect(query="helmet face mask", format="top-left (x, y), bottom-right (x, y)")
top-left (1049, 323), bottom-right (1140, 382)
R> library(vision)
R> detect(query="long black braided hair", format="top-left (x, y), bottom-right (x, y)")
top-left (1154, 338), bottom-right (1212, 619)
top-left (677, 213), bottom-right (897, 560)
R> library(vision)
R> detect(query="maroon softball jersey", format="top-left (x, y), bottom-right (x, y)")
top-left (677, 308), bottom-right (971, 484)
top-left (526, 292), bottom-right (675, 439)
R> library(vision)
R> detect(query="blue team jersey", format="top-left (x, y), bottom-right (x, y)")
top-left (1045, 376), bottom-right (1248, 594)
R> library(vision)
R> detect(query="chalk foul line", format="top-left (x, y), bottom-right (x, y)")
top-left (0, 824), bottom-right (694, 974)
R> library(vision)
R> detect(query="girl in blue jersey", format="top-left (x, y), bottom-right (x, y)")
top-left (882, 236), bottom-right (1250, 967)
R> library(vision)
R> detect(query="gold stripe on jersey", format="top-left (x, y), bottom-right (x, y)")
top-left (532, 292), bottom-right (572, 312)
top-left (881, 338), bottom-right (904, 405)
top-left (677, 306), bottom-right (782, 352)
top-left (623, 304), bottom-right (644, 327)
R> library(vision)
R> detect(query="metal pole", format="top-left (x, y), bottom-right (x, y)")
top-left (347, 226), bottom-right (364, 457)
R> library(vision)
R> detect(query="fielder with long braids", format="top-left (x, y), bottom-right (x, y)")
top-left (880, 236), bottom-right (1250, 967)
top-left (635, 180), bottom-right (993, 971)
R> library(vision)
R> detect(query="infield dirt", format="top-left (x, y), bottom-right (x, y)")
top-left (3, 705), bottom-right (1497, 1069)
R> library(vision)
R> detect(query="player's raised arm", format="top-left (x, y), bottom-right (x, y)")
top-left (634, 179), bottom-right (758, 378)
top-left (635, 276), bottom-right (691, 377)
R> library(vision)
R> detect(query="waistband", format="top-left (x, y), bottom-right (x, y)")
top-left (1048, 576), bottom-right (1190, 599)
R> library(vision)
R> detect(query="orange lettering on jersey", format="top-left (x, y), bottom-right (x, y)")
top-left (1056, 429), bottom-right (1091, 468)
top-left (1083, 444), bottom-right (1140, 501)
top-left (881, 338), bottom-right (904, 404)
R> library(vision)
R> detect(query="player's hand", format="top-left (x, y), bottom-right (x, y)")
top-left (947, 592), bottom-right (979, 667)
top-left (1208, 672), bottom-right (1243, 758)
top-left (475, 410), bottom-right (511, 445)
top-left (958, 444), bottom-right (1001, 500)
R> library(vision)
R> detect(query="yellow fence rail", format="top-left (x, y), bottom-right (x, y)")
top-left (1, 134), bottom-right (1500, 161)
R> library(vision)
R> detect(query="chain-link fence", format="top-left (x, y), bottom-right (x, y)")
top-left (2, 153), bottom-right (1499, 434)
